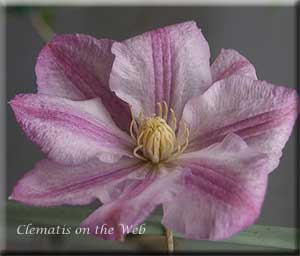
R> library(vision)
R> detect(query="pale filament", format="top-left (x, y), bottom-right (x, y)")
top-left (130, 101), bottom-right (189, 164)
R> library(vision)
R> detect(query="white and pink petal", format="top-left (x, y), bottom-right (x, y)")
top-left (182, 75), bottom-right (298, 172)
top-left (163, 134), bottom-right (269, 240)
top-left (9, 158), bottom-right (141, 206)
top-left (81, 165), bottom-right (183, 240)
top-left (10, 94), bottom-right (133, 165)
top-left (211, 49), bottom-right (257, 82)
top-left (36, 34), bottom-right (131, 131)
top-left (110, 21), bottom-right (211, 119)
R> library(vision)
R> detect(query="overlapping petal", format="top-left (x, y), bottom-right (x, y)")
top-left (10, 94), bottom-right (133, 165)
top-left (81, 165), bottom-right (183, 240)
top-left (110, 21), bottom-right (211, 119)
top-left (36, 34), bottom-right (131, 131)
top-left (211, 49), bottom-right (257, 82)
top-left (162, 134), bottom-right (269, 240)
top-left (9, 158), bottom-right (141, 206)
top-left (182, 75), bottom-right (298, 171)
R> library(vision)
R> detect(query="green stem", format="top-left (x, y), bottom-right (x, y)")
top-left (29, 12), bottom-right (55, 42)
top-left (165, 227), bottom-right (174, 253)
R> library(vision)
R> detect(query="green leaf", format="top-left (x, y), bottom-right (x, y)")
top-left (5, 201), bottom-right (298, 252)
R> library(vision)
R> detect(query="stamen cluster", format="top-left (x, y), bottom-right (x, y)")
top-left (130, 102), bottom-right (189, 164)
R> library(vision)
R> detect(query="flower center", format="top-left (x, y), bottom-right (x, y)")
top-left (130, 102), bottom-right (189, 164)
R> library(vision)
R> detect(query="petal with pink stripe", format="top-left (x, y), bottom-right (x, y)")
top-left (163, 134), bottom-right (269, 240)
top-left (10, 94), bottom-right (133, 165)
top-left (211, 49), bottom-right (257, 82)
top-left (9, 158), bottom-right (141, 206)
top-left (110, 21), bottom-right (211, 119)
top-left (81, 165), bottom-right (183, 240)
top-left (182, 75), bottom-right (298, 172)
top-left (36, 34), bottom-right (131, 131)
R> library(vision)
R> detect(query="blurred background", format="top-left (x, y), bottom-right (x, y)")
top-left (5, 5), bottom-right (297, 252)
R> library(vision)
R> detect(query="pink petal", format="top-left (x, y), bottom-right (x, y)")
top-left (110, 21), bottom-right (211, 119)
top-left (182, 75), bottom-right (298, 172)
top-left (10, 94), bottom-right (133, 165)
top-left (211, 49), bottom-right (257, 82)
top-left (81, 166), bottom-right (183, 240)
top-left (9, 158), bottom-right (141, 206)
top-left (36, 34), bottom-right (131, 131)
top-left (163, 134), bottom-right (269, 240)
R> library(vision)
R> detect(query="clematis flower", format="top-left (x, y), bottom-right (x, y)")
top-left (9, 21), bottom-right (298, 241)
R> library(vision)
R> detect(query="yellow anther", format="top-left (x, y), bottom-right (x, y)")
top-left (133, 145), bottom-right (147, 161)
top-left (138, 111), bottom-right (143, 127)
top-left (130, 102), bottom-right (189, 164)
top-left (130, 120), bottom-right (136, 140)
top-left (169, 109), bottom-right (177, 131)
top-left (163, 101), bottom-right (168, 120)
top-left (157, 102), bottom-right (163, 118)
